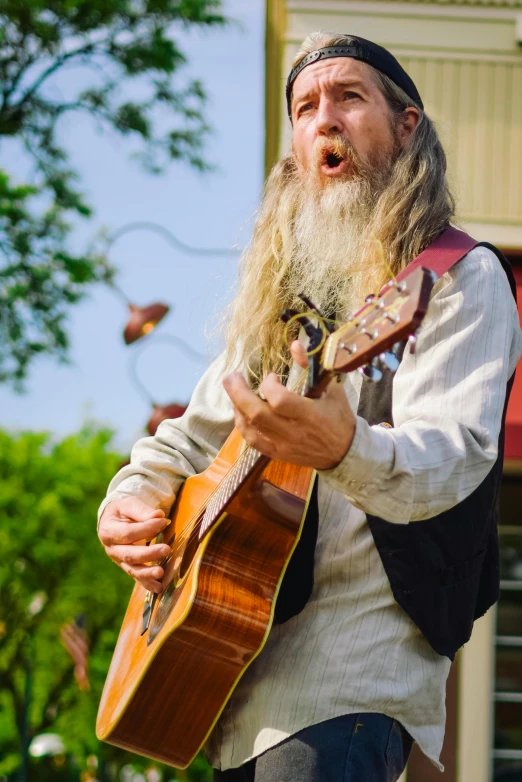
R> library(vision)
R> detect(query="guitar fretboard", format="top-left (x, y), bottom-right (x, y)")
top-left (198, 446), bottom-right (264, 539)
top-left (197, 371), bottom-right (309, 541)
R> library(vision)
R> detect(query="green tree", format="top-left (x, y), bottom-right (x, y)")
top-left (0, 0), bottom-right (226, 388)
top-left (0, 427), bottom-right (212, 780)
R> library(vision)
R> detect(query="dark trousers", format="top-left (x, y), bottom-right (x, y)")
top-left (213, 713), bottom-right (413, 782)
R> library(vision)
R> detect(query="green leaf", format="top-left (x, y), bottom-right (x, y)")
top-left (0, 0), bottom-right (226, 387)
top-left (0, 426), bottom-right (213, 778)
top-left (120, 31), bottom-right (186, 75)
top-left (114, 103), bottom-right (151, 137)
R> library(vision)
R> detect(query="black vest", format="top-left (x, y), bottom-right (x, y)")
top-left (275, 243), bottom-right (517, 661)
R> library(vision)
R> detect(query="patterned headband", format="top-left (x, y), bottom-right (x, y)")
top-left (286, 36), bottom-right (423, 119)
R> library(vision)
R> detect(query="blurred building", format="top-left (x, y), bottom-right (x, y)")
top-left (264, 2), bottom-right (522, 780)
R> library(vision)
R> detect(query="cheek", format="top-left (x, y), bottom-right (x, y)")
top-left (292, 129), bottom-right (313, 171)
top-left (355, 110), bottom-right (395, 156)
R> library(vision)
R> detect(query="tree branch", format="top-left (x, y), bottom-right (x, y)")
top-left (38, 666), bottom-right (76, 733)
top-left (10, 42), bottom-right (105, 111)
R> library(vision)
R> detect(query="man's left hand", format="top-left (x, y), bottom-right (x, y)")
top-left (222, 341), bottom-right (356, 470)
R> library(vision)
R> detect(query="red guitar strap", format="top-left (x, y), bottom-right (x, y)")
top-left (395, 226), bottom-right (479, 282)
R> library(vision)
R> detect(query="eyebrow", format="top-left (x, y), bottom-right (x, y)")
top-left (292, 79), bottom-right (368, 108)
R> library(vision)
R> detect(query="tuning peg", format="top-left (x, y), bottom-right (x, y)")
top-left (359, 359), bottom-right (383, 383)
top-left (408, 331), bottom-right (419, 354)
top-left (379, 351), bottom-right (400, 372)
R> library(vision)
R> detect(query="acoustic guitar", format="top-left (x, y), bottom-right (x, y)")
top-left (96, 267), bottom-right (435, 768)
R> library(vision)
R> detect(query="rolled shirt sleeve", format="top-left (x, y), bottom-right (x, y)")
top-left (319, 246), bottom-right (522, 523)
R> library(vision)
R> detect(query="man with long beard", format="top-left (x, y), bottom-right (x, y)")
top-left (97, 32), bottom-right (522, 782)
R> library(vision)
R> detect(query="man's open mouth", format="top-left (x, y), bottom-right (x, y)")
top-left (318, 147), bottom-right (350, 176)
top-left (325, 151), bottom-right (344, 169)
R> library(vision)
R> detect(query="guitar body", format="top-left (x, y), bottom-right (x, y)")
top-left (96, 428), bottom-right (315, 768)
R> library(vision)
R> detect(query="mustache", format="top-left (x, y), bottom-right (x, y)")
top-left (312, 134), bottom-right (360, 170)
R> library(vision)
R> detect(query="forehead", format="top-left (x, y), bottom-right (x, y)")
top-left (292, 57), bottom-right (376, 101)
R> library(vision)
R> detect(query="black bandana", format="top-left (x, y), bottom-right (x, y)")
top-left (286, 36), bottom-right (423, 118)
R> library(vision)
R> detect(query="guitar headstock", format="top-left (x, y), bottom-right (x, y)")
top-left (321, 266), bottom-right (436, 378)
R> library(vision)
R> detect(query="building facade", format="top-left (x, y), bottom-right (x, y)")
top-left (264, 2), bottom-right (522, 780)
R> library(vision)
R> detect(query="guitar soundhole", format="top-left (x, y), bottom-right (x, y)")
top-left (147, 511), bottom-right (203, 645)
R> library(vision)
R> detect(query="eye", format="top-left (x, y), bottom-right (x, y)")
top-left (298, 102), bottom-right (314, 116)
top-left (343, 91), bottom-right (361, 101)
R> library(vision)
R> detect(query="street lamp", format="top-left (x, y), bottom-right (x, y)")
top-left (123, 301), bottom-right (170, 345)
top-left (100, 270), bottom-right (171, 345)
top-left (129, 334), bottom-right (206, 435)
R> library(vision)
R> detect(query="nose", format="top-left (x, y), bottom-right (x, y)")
top-left (315, 96), bottom-right (342, 136)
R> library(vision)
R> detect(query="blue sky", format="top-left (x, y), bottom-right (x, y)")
top-left (1, 0), bottom-right (265, 451)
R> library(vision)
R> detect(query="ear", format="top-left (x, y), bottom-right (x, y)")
top-left (397, 107), bottom-right (421, 147)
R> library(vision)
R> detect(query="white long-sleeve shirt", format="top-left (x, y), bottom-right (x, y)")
top-left (99, 246), bottom-right (522, 771)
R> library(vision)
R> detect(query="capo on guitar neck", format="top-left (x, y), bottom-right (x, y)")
top-left (281, 295), bottom-right (334, 390)
top-left (297, 295), bottom-right (336, 334)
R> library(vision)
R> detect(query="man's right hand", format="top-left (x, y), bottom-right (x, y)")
top-left (98, 497), bottom-right (171, 594)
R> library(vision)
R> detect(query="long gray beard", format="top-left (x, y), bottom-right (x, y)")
top-left (284, 175), bottom-right (380, 318)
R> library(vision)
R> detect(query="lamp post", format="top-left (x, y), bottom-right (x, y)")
top-left (129, 334), bottom-right (206, 435)
top-left (107, 221), bottom-right (241, 258)
top-left (104, 221), bottom-right (240, 345)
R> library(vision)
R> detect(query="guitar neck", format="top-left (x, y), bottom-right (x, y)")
top-left (198, 445), bottom-right (269, 539)
top-left (303, 369), bottom-right (336, 399)
top-left (197, 365), bottom-right (337, 541)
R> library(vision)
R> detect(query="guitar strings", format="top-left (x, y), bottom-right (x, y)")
top-left (168, 377), bottom-right (303, 556)
top-left (168, 334), bottom-right (317, 556)
top-left (166, 443), bottom-right (262, 556)
top-left (165, 366), bottom-right (312, 560)
top-left (166, 424), bottom-right (284, 558)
